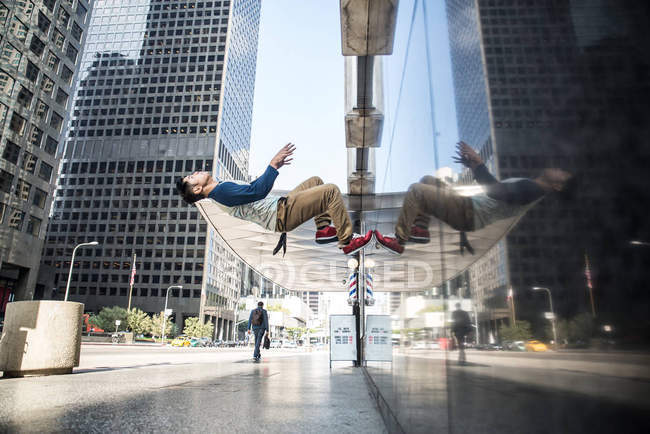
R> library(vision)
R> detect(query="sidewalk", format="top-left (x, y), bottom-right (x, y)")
top-left (0, 346), bottom-right (386, 433)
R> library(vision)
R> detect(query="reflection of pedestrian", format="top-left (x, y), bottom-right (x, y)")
top-left (452, 303), bottom-right (472, 365)
top-left (248, 301), bottom-right (269, 362)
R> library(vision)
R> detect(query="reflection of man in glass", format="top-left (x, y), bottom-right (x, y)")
top-left (451, 303), bottom-right (472, 365)
top-left (375, 141), bottom-right (574, 254)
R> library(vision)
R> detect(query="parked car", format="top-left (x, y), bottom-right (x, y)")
top-left (525, 340), bottom-right (548, 352)
top-left (195, 337), bottom-right (212, 347)
top-left (189, 337), bottom-right (203, 347)
top-left (171, 336), bottom-right (191, 347)
top-left (282, 341), bottom-right (297, 349)
top-left (270, 339), bottom-right (282, 348)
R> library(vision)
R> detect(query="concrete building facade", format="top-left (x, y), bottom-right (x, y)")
top-left (0, 0), bottom-right (92, 309)
top-left (38, 0), bottom-right (261, 336)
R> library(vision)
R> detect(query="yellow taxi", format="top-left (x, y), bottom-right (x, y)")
top-left (525, 340), bottom-right (548, 352)
top-left (171, 336), bottom-right (191, 347)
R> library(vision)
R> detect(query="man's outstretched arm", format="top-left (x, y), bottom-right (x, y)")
top-left (453, 141), bottom-right (497, 185)
top-left (208, 143), bottom-right (295, 207)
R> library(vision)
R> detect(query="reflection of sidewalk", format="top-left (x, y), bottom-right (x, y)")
top-left (0, 346), bottom-right (386, 433)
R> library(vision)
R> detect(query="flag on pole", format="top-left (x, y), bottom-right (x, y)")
top-left (585, 255), bottom-right (593, 289)
top-left (506, 287), bottom-right (513, 301)
top-left (130, 259), bottom-right (136, 286)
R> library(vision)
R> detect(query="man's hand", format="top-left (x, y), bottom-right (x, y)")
top-left (270, 143), bottom-right (295, 170)
top-left (452, 141), bottom-right (483, 169)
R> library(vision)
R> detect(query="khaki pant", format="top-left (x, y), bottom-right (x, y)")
top-left (276, 176), bottom-right (353, 247)
top-left (395, 175), bottom-right (474, 241)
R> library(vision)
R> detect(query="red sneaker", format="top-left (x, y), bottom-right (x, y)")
top-left (374, 230), bottom-right (405, 255)
top-left (342, 230), bottom-right (374, 255)
top-left (409, 225), bottom-right (430, 243)
top-left (315, 225), bottom-right (338, 244)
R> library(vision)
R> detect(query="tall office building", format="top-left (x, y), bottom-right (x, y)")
top-left (446, 0), bottom-right (650, 334)
top-left (0, 0), bottom-right (91, 309)
top-left (300, 291), bottom-right (320, 315)
top-left (38, 0), bottom-right (261, 337)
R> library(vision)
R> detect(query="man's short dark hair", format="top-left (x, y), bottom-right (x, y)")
top-left (558, 173), bottom-right (578, 201)
top-left (257, 301), bottom-right (264, 307)
top-left (175, 177), bottom-right (202, 204)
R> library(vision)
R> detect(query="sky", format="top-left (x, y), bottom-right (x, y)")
top-left (249, 0), bottom-right (459, 193)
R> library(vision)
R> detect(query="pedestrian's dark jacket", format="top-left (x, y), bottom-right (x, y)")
top-left (248, 307), bottom-right (269, 330)
top-left (451, 309), bottom-right (472, 337)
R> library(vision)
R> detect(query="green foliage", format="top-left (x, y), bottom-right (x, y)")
top-left (150, 312), bottom-right (173, 339)
top-left (417, 305), bottom-right (444, 315)
top-left (499, 320), bottom-right (533, 342)
top-left (267, 304), bottom-right (290, 314)
top-left (92, 306), bottom-right (128, 331)
top-left (183, 317), bottom-right (213, 338)
top-left (285, 327), bottom-right (315, 340)
top-left (544, 313), bottom-right (594, 344)
top-left (126, 308), bottom-right (151, 335)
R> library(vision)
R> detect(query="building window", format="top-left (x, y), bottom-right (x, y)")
top-left (29, 36), bottom-right (46, 57)
top-left (16, 85), bottom-right (33, 109)
top-left (0, 169), bottom-right (13, 193)
top-left (22, 151), bottom-right (37, 173)
top-left (71, 22), bottom-right (83, 42)
top-left (26, 215), bottom-right (42, 237)
top-left (28, 126), bottom-right (43, 147)
top-left (0, 3), bottom-right (8, 26)
top-left (0, 69), bottom-right (15, 96)
top-left (39, 161), bottom-right (53, 182)
top-left (7, 208), bottom-right (24, 230)
top-left (51, 30), bottom-right (65, 50)
top-left (55, 88), bottom-right (68, 107)
top-left (2, 140), bottom-right (20, 164)
top-left (35, 99), bottom-right (49, 121)
top-left (9, 112), bottom-right (27, 135)
top-left (41, 75), bottom-right (55, 96)
top-left (15, 178), bottom-right (31, 201)
top-left (43, 0), bottom-right (55, 13)
top-left (46, 51), bottom-right (60, 72)
top-left (1, 42), bottom-right (22, 68)
top-left (57, 6), bottom-right (70, 28)
top-left (60, 65), bottom-right (73, 84)
top-left (76, 3), bottom-right (87, 20)
top-left (32, 187), bottom-right (47, 208)
top-left (16, 1), bottom-right (34, 17)
top-left (9, 17), bottom-right (29, 43)
top-left (37, 11), bottom-right (51, 34)
top-left (44, 136), bottom-right (58, 155)
top-left (49, 111), bottom-right (63, 131)
top-left (25, 61), bottom-right (39, 82)
top-left (65, 43), bottom-right (78, 63)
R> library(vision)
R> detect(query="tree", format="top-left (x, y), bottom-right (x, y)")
top-left (183, 317), bottom-right (214, 338)
top-left (92, 306), bottom-right (128, 332)
top-left (150, 312), bottom-right (173, 340)
top-left (568, 313), bottom-right (594, 343)
top-left (499, 320), bottom-right (533, 342)
top-left (126, 308), bottom-right (151, 335)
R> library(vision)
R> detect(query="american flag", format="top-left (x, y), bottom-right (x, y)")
top-left (129, 258), bottom-right (136, 286)
top-left (506, 287), bottom-right (513, 301)
top-left (585, 254), bottom-right (593, 289)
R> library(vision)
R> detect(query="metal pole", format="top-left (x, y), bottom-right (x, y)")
top-left (542, 287), bottom-right (557, 350)
top-left (162, 285), bottom-right (179, 344)
top-left (64, 244), bottom-right (80, 302)
top-left (585, 252), bottom-right (596, 318)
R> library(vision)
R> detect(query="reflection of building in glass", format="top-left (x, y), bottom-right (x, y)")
top-left (39, 0), bottom-right (262, 338)
top-left (446, 0), bottom-right (650, 338)
top-left (0, 0), bottom-right (91, 304)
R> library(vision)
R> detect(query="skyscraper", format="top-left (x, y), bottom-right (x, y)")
top-left (446, 0), bottom-right (650, 335)
top-left (39, 0), bottom-right (261, 337)
top-left (0, 0), bottom-right (91, 306)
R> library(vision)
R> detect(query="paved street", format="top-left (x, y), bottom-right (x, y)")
top-left (365, 349), bottom-right (650, 434)
top-left (0, 345), bottom-right (386, 433)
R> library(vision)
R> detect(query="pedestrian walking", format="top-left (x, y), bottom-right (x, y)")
top-left (248, 301), bottom-right (269, 362)
top-left (451, 303), bottom-right (472, 365)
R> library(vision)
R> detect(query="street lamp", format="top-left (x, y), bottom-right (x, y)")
top-left (532, 286), bottom-right (557, 349)
top-left (64, 241), bottom-right (99, 301)
top-left (629, 240), bottom-right (650, 246)
top-left (162, 285), bottom-right (182, 344)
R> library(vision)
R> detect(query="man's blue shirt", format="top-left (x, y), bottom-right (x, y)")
top-left (208, 165), bottom-right (278, 207)
top-left (248, 307), bottom-right (269, 330)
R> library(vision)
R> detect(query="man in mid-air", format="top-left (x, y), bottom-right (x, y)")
top-left (375, 141), bottom-right (574, 254)
top-left (176, 143), bottom-right (373, 255)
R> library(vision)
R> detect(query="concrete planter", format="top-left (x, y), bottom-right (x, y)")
top-left (0, 300), bottom-right (84, 377)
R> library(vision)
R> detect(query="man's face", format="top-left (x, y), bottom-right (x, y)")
top-left (183, 171), bottom-right (213, 195)
top-left (543, 169), bottom-right (572, 191)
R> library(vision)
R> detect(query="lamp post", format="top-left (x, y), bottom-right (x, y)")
top-left (162, 285), bottom-right (182, 344)
top-left (532, 286), bottom-right (557, 349)
top-left (64, 241), bottom-right (99, 301)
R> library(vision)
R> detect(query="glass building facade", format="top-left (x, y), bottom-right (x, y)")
top-left (0, 0), bottom-right (91, 307)
top-left (38, 0), bottom-right (262, 338)
top-left (446, 0), bottom-right (650, 339)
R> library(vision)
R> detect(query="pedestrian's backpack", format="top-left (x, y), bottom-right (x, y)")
top-left (252, 308), bottom-right (263, 326)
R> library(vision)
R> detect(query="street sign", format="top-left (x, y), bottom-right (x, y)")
top-left (365, 315), bottom-right (392, 362)
top-left (330, 315), bottom-right (356, 367)
top-left (164, 308), bottom-right (172, 317)
top-left (544, 312), bottom-right (555, 320)
top-left (115, 320), bottom-right (121, 325)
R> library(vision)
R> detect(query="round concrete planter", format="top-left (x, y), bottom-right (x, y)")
top-left (0, 300), bottom-right (84, 377)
